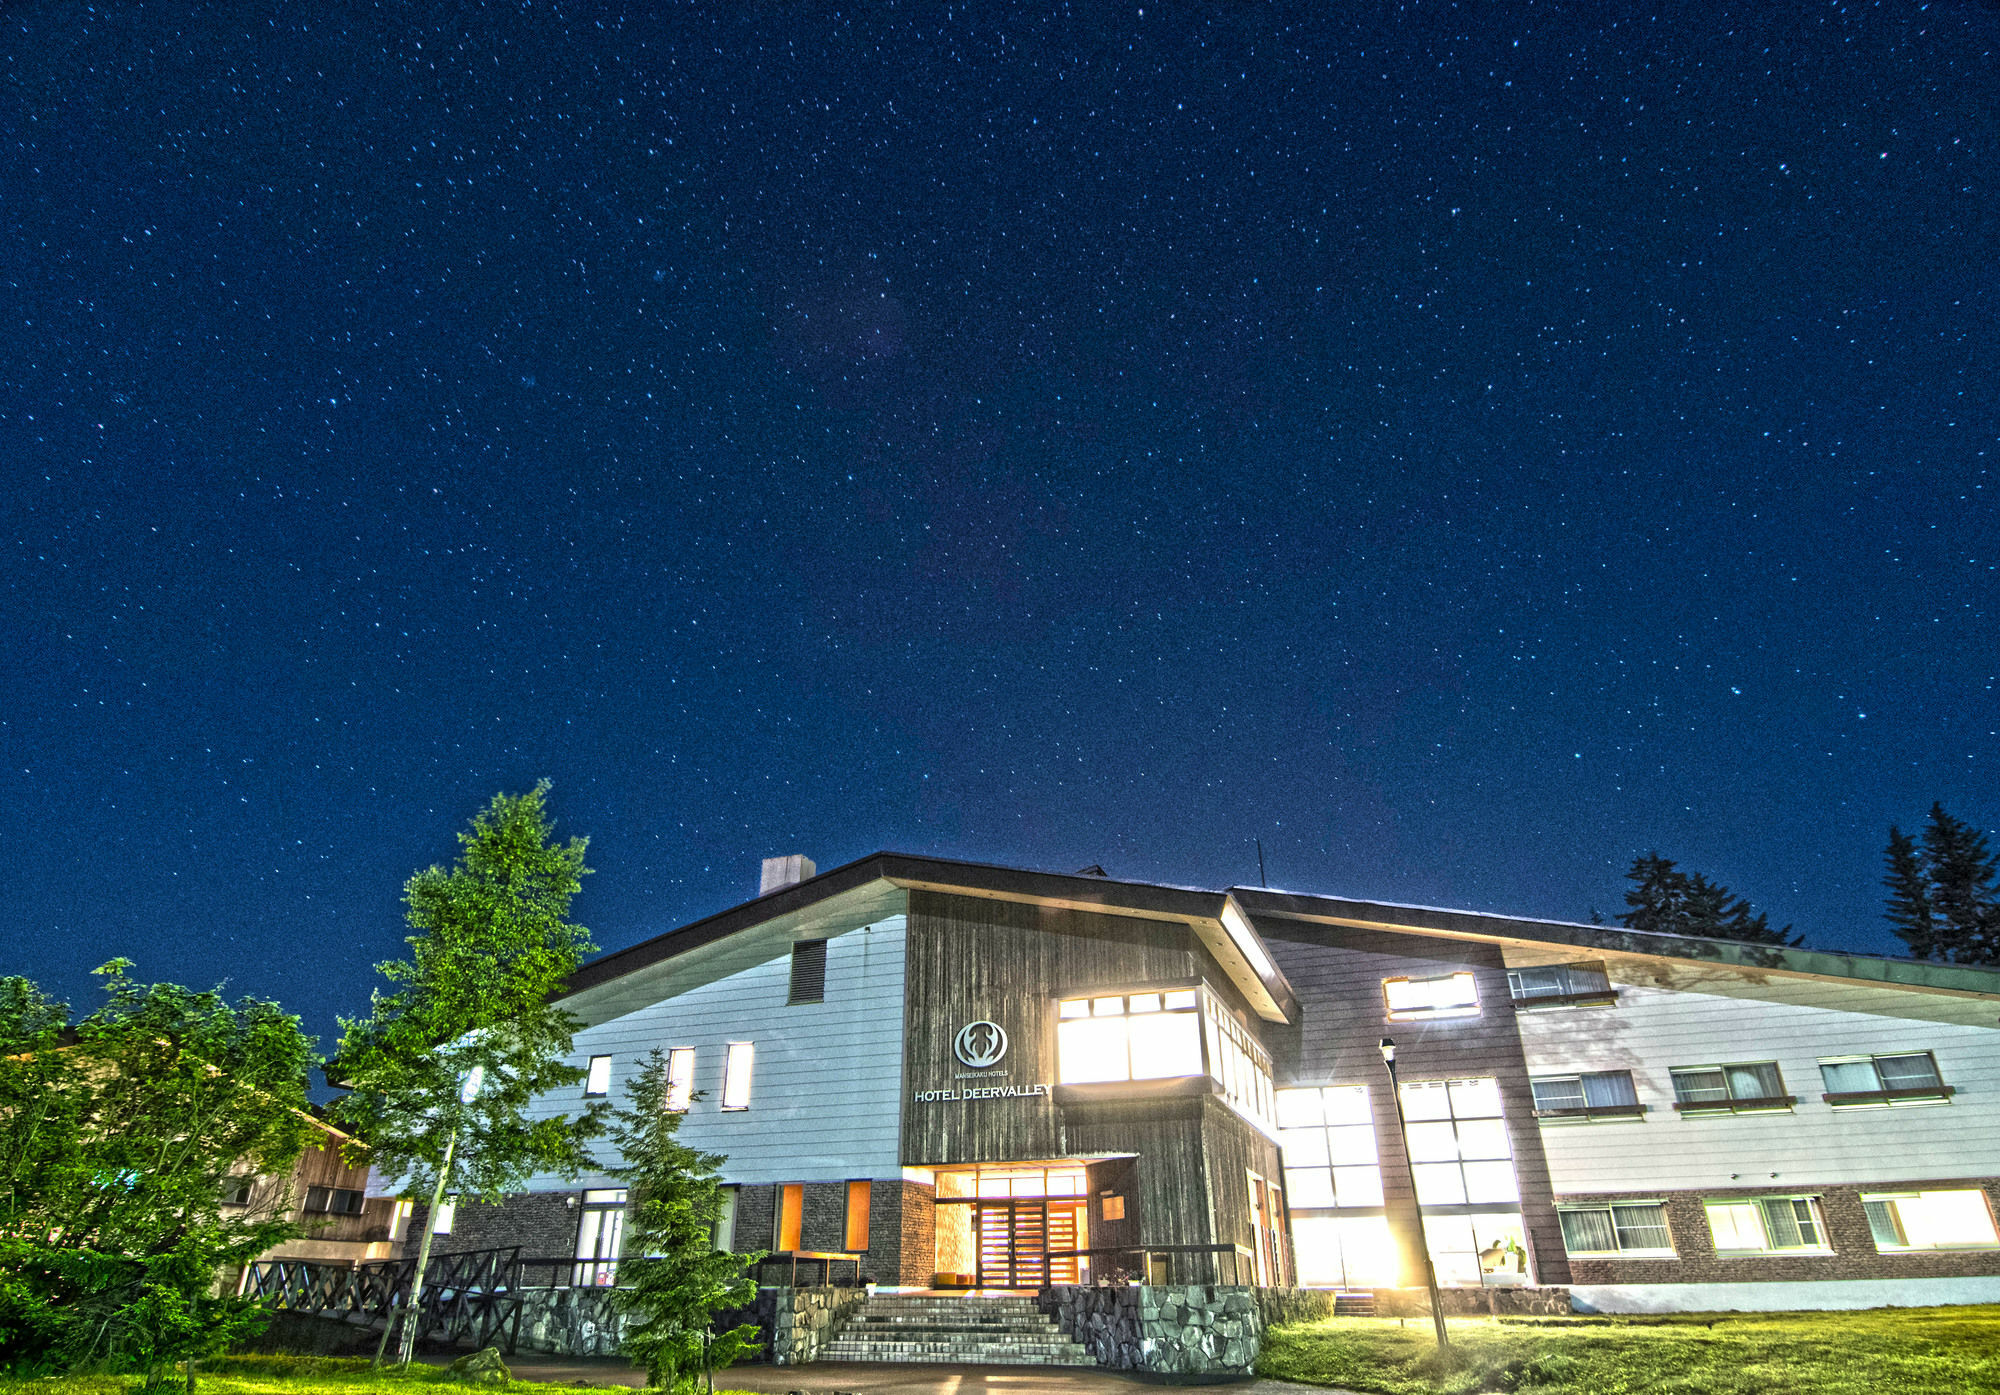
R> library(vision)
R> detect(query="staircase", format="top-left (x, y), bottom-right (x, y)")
top-left (1333, 1291), bottom-right (1377, 1317)
top-left (820, 1293), bottom-right (1098, 1366)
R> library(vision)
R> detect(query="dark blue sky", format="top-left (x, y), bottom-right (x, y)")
top-left (6, 1), bottom-right (1997, 1047)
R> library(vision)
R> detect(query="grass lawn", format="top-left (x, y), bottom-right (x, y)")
top-left (1255, 1305), bottom-right (2000, 1395)
top-left (0, 1355), bottom-right (757, 1395)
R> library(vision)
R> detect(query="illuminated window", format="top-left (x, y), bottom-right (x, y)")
top-left (1506, 962), bottom-right (1614, 1004)
top-left (584, 1055), bottom-right (613, 1097)
top-left (1277, 1085), bottom-right (1383, 1209)
top-left (845, 1181), bottom-right (872, 1252)
top-left (1670, 1062), bottom-right (1790, 1114)
top-left (1863, 1190), bottom-right (1999, 1251)
top-left (665, 1048), bottom-right (696, 1112)
top-left (1202, 988), bottom-right (1277, 1131)
top-left (721, 1042), bottom-right (755, 1110)
top-left (1399, 1078), bottom-right (1518, 1205)
top-left (1558, 1203), bottom-right (1674, 1256)
top-left (776, 1184), bottom-right (803, 1251)
top-left (1291, 1215), bottom-right (1399, 1288)
top-left (574, 1188), bottom-right (627, 1286)
top-left (1530, 1071), bottom-right (1642, 1120)
top-left (1705, 1197), bottom-right (1828, 1254)
top-left (430, 1197), bottom-right (457, 1235)
top-left (1820, 1053), bottom-right (1950, 1107)
top-left (1383, 972), bottom-right (1479, 1021)
top-left (1056, 988), bottom-right (1203, 1084)
top-left (1423, 1212), bottom-right (1530, 1287)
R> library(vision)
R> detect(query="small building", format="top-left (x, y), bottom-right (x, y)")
top-left (433, 852), bottom-right (2000, 1314)
top-left (231, 1119), bottom-right (408, 1280)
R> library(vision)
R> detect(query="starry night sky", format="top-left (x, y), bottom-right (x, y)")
top-left (6, 2), bottom-right (1998, 1048)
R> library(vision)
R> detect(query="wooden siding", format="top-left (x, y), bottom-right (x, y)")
top-left (1255, 919), bottom-right (1573, 1286)
top-left (520, 912), bottom-right (908, 1189)
top-left (1520, 976), bottom-right (2000, 1194)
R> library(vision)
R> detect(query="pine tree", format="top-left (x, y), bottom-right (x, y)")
top-left (1617, 853), bottom-right (1799, 947)
top-left (607, 1049), bottom-right (762, 1393)
top-left (1883, 805), bottom-right (2000, 965)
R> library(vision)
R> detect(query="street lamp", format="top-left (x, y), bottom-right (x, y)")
top-left (1379, 1037), bottom-right (1449, 1350)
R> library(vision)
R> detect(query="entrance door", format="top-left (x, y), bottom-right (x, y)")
top-left (973, 1200), bottom-right (1087, 1287)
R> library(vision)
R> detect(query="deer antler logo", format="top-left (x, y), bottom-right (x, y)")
top-left (953, 1020), bottom-right (1008, 1069)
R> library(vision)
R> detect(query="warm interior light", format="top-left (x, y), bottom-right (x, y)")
top-left (1221, 900), bottom-right (1277, 980)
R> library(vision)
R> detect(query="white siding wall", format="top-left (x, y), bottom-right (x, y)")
top-left (1518, 979), bottom-right (2000, 1193)
top-left (524, 914), bottom-right (907, 1189)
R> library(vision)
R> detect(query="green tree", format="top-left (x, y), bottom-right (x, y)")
top-left (607, 1050), bottom-right (761, 1393)
top-left (1618, 853), bottom-right (1800, 946)
top-left (0, 964), bottom-right (314, 1383)
top-left (1883, 805), bottom-right (2000, 965)
top-left (329, 782), bottom-right (606, 1364)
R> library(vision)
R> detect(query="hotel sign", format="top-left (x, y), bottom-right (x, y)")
top-left (914, 1019), bottom-right (1050, 1104)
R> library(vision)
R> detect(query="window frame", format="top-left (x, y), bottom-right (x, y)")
top-left (664, 1046), bottom-right (697, 1112)
top-left (1506, 962), bottom-right (1618, 1010)
top-left (844, 1180), bottom-right (872, 1253)
top-left (720, 1042), bottom-right (755, 1111)
top-left (1529, 1070), bottom-right (1647, 1122)
top-left (1382, 971), bottom-right (1481, 1022)
top-left (1819, 1052), bottom-right (1953, 1108)
top-left (1668, 1061), bottom-right (1795, 1115)
top-left (1703, 1196), bottom-right (1831, 1255)
top-left (1556, 1202), bottom-right (1676, 1258)
top-left (1861, 1189), bottom-right (2000, 1253)
top-left (583, 1054), bottom-right (613, 1098)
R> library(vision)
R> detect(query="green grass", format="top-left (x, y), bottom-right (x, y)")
top-left (0, 1355), bottom-right (757, 1395)
top-left (1255, 1305), bottom-right (2000, 1395)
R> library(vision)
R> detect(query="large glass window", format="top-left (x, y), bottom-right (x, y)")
top-left (1400, 1078), bottom-right (1518, 1205)
top-left (1057, 989), bottom-right (1203, 1084)
top-left (1292, 1215), bottom-right (1400, 1288)
top-left (1423, 1212), bottom-right (1530, 1287)
top-left (1705, 1197), bottom-right (1828, 1254)
top-left (1820, 1052), bottom-right (1950, 1106)
top-left (1383, 972), bottom-right (1479, 1021)
top-left (1670, 1062), bottom-right (1790, 1114)
top-left (573, 1188), bottom-right (627, 1286)
top-left (1276, 1085), bottom-right (1384, 1209)
top-left (1558, 1204), bottom-right (1674, 1256)
top-left (1202, 988), bottom-right (1277, 1131)
top-left (1863, 1190), bottom-right (2000, 1251)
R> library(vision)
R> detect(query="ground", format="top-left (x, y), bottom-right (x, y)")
top-left (1254, 1305), bottom-right (2000, 1394)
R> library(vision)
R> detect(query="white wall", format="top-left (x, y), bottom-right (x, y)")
top-left (1572, 1278), bottom-right (2000, 1313)
top-left (523, 913), bottom-right (908, 1189)
top-left (1518, 976), bottom-right (2000, 1194)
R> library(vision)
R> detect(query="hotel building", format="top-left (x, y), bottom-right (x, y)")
top-left (434, 852), bottom-right (2000, 1313)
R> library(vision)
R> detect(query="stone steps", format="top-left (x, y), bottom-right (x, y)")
top-left (820, 1294), bottom-right (1098, 1367)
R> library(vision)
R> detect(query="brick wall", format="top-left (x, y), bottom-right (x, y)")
top-left (1560, 1177), bottom-right (2000, 1285)
top-left (406, 1190), bottom-right (579, 1264)
top-left (734, 1183), bottom-right (777, 1256)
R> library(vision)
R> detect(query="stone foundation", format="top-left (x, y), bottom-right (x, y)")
top-left (1369, 1285), bottom-right (1573, 1317)
top-left (1040, 1285), bottom-right (1262, 1377)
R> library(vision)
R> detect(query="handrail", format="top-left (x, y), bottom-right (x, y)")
top-left (751, 1250), bottom-right (865, 1288)
top-left (1045, 1243), bottom-right (1257, 1287)
top-left (243, 1245), bottom-right (526, 1354)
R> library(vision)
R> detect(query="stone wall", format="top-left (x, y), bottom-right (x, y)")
top-left (766, 1285), bottom-right (869, 1365)
top-left (515, 1287), bottom-right (626, 1357)
top-left (1040, 1285), bottom-right (1262, 1378)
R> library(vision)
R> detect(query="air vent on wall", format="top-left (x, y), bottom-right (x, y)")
top-left (788, 939), bottom-right (828, 1005)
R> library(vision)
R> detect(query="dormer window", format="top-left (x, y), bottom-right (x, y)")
top-left (1506, 962), bottom-right (1616, 1008)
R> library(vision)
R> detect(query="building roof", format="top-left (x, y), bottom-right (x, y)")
top-left (558, 852), bottom-right (2000, 1026)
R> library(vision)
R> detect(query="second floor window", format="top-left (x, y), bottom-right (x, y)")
top-left (665, 1047), bottom-right (696, 1112)
top-left (1056, 989), bottom-right (1203, 1084)
top-left (1820, 1052), bottom-right (1950, 1106)
top-left (584, 1055), bottom-right (613, 1097)
top-left (1507, 962), bottom-right (1614, 1005)
top-left (1531, 1070), bottom-right (1643, 1119)
top-left (1670, 1062), bottom-right (1790, 1114)
top-left (721, 1042), bottom-right (755, 1110)
top-left (303, 1185), bottom-right (365, 1215)
top-left (1383, 972), bottom-right (1479, 1021)
top-left (1276, 1084), bottom-right (1383, 1209)
top-left (1400, 1077), bottom-right (1518, 1205)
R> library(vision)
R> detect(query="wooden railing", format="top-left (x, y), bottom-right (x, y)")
top-left (242, 1245), bottom-right (526, 1354)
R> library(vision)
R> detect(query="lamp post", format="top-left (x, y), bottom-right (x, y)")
top-left (1379, 1037), bottom-right (1449, 1350)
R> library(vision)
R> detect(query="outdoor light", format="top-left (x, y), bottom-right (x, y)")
top-left (1378, 1036), bottom-right (1449, 1350)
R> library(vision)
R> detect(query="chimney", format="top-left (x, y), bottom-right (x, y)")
top-left (759, 855), bottom-right (816, 896)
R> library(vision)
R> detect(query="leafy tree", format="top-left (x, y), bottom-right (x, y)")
top-left (0, 964), bottom-right (314, 1383)
top-left (1618, 853), bottom-right (1800, 946)
top-left (329, 782), bottom-right (605, 1364)
top-left (1883, 805), bottom-right (2000, 965)
top-left (607, 1050), bottom-right (761, 1393)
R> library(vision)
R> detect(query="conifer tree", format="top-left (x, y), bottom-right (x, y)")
top-left (1617, 853), bottom-right (1799, 947)
top-left (607, 1049), bottom-right (762, 1393)
top-left (1883, 805), bottom-right (2000, 965)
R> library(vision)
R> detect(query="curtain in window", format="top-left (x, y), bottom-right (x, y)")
top-left (1559, 1209), bottom-right (1618, 1253)
top-left (1875, 1054), bottom-right (1942, 1090)
top-left (1610, 1204), bottom-right (1670, 1250)
top-left (1725, 1063), bottom-right (1782, 1099)
top-left (1819, 1060), bottom-right (1879, 1093)
top-left (1582, 1072), bottom-right (1638, 1107)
